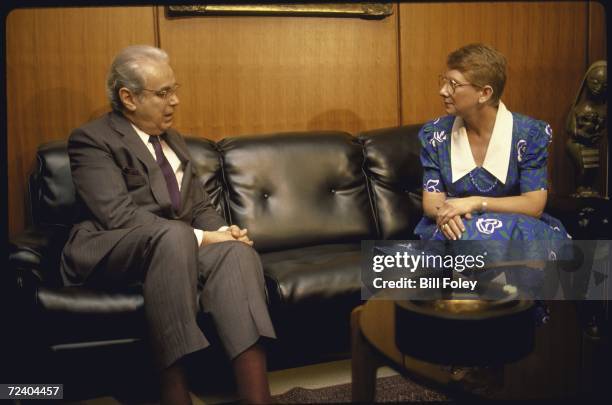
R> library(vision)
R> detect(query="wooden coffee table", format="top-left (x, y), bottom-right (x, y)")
top-left (351, 297), bottom-right (537, 401)
top-left (352, 295), bottom-right (586, 402)
top-left (351, 299), bottom-right (459, 402)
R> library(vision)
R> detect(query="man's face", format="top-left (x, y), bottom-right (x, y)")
top-left (127, 61), bottom-right (179, 135)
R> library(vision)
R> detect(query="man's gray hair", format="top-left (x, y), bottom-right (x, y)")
top-left (106, 45), bottom-right (169, 112)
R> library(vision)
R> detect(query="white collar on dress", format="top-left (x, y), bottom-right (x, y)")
top-left (450, 101), bottom-right (513, 184)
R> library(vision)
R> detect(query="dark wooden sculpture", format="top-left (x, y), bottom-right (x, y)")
top-left (566, 60), bottom-right (607, 197)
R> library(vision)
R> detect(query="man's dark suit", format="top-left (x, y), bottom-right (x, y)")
top-left (60, 111), bottom-right (226, 284)
top-left (60, 111), bottom-right (275, 369)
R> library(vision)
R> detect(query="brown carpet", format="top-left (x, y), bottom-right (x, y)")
top-left (271, 374), bottom-right (450, 403)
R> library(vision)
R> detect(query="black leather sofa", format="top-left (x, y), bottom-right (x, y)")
top-left (9, 123), bottom-right (609, 399)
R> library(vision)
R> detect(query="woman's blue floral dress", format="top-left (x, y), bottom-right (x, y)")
top-left (413, 105), bottom-right (570, 322)
top-left (414, 108), bottom-right (571, 243)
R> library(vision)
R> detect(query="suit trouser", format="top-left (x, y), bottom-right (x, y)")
top-left (91, 220), bottom-right (276, 369)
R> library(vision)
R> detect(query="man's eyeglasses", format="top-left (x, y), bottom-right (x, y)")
top-left (438, 75), bottom-right (480, 95)
top-left (141, 83), bottom-right (181, 100)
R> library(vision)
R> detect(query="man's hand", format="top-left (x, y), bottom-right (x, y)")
top-left (228, 225), bottom-right (253, 246)
top-left (202, 230), bottom-right (236, 246)
top-left (201, 226), bottom-right (253, 247)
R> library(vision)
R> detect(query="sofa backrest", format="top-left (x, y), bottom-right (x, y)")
top-left (359, 124), bottom-right (424, 239)
top-left (218, 131), bottom-right (377, 252)
top-left (184, 137), bottom-right (228, 220)
top-left (28, 138), bottom-right (227, 229)
top-left (29, 141), bottom-right (77, 229)
top-left (28, 126), bottom-right (424, 251)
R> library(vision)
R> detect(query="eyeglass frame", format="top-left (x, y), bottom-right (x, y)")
top-left (140, 83), bottom-right (181, 100)
top-left (438, 75), bottom-right (482, 95)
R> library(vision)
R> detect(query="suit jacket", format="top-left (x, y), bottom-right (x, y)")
top-left (60, 111), bottom-right (227, 285)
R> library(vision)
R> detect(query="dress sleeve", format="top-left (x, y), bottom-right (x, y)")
top-left (419, 122), bottom-right (445, 193)
top-left (519, 120), bottom-right (552, 193)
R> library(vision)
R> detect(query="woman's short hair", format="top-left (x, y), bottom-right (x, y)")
top-left (106, 45), bottom-right (169, 111)
top-left (447, 43), bottom-right (507, 106)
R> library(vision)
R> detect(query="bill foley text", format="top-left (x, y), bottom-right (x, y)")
top-left (373, 277), bottom-right (477, 291)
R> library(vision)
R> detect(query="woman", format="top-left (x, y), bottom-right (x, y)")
top-left (414, 44), bottom-right (570, 303)
top-left (415, 43), bottom-right (570, 242)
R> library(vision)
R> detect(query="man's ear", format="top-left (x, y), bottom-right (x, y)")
top-left (479, 86), bottom-right (494, 104)
top-left (119, 87), bottom-right (137, 112)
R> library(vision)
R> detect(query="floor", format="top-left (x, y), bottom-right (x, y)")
top-left (64, 359), bottom-right (398, 404)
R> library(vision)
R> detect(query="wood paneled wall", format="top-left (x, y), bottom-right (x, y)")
top-left (6, 7), bottom-right (156, 235)
top-left (398, 1), bottom-right (594, 200)
top-left (158, 6), bottom-right (399, 138)
top-left (589, 1), bottom-right (608, 196)
top-left (6, 2), bottom-right (606, 236)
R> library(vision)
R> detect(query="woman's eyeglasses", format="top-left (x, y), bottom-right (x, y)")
top-left (438, 75), bottom-right (480, 95)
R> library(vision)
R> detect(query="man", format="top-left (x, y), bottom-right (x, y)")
top-left (60, 45), bottom-right (276, 404)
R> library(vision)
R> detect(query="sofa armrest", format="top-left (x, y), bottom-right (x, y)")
top-left (10, 225), bottom-right (70, 288)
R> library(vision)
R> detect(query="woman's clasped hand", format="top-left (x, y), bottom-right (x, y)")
top-left (435, 197), bottom-right (482, 240)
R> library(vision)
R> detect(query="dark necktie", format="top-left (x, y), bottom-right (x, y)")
top-left (149, 135), bottom-right (181, 212)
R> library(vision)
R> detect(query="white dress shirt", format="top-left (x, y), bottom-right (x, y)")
top-left (131, 123), bottom-right (228, 246)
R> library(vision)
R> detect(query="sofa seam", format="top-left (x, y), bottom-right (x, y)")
top-left (28, 153), bottom-right (43, 227)
top-left (357, 135), bottom-right (382, 239)
top-left (215, 141), bottom-right (233, 225)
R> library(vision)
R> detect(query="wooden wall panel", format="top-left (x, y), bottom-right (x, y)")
top-left (589, 1), bottom-right (607, 63)
top-left (6, 7), bottom-right (156, 236)
top-left (399, 1), bottom-right (590, 196)
top-left (589, 1), bottom-right (608, 197)
top-left (156, 6), bottom-right (399, 139)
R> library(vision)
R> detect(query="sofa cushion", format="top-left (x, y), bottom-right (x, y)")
top-left (261, 243), bottom-right (362, 307)
top-left (359, 125), bottom-right (424, 239)
top-left (34, 285), bottom-right (146, 347)
top-left (219, 132), bottom-right (377, 252)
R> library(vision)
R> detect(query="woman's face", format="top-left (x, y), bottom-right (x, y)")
top-left (439, 69), bottom-right (482, 117)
